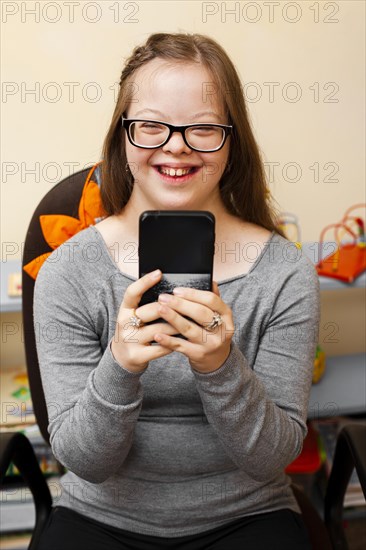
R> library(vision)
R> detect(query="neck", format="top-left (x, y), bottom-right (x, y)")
top-left (117, 192), bottom-right (235, 237)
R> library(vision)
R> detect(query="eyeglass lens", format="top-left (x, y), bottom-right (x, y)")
top-left (129, 121), bottom-right (225, 151)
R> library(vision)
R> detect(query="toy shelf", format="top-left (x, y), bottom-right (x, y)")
top-left (1, 260), bottom-right (22, 313)
top-left (308, 353), bottom-right (366, 418)
top-left (318, 272), bottom-right (366, 290)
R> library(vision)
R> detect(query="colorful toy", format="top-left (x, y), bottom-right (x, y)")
top-left (312, 345), bottom-right (326, 384)
top-left (316, 204), bottom-right (366, 283)
top-left (285, 421), bottom-right (322, 474)
top-left (277, 212), bottom-right (301, 247)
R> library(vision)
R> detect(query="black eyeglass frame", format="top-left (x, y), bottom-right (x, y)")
top-left (121, 117), bottom-right (233, 153)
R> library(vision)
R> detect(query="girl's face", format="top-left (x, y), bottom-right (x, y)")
top-left (124, 59), bottom-right (230, 212)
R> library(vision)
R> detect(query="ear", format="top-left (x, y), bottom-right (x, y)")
top-left (212, 280), bottom-right (220, 296)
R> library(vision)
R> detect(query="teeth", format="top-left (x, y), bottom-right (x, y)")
top-left (159, 167), bottom-right (192, 176)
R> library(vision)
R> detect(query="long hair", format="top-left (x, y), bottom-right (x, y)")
top-left (101, 32), bottom-right (283, 235)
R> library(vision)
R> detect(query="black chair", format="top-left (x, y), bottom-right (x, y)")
top-left (1, 166), bottom-right (365, 549)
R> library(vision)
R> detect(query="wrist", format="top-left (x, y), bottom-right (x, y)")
top-left (110, 340), bottom-right (148, 374)
top-left (190, 347), bottom-right (231, 374)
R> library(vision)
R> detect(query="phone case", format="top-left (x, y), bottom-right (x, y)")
top-left (138, 211), bottom-right (215, 333)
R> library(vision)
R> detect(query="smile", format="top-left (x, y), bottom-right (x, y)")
top-left (157, 166), bottom-right (197, 177)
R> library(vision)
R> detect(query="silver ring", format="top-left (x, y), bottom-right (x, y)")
top-left (129, 309), bottom-right (144, 328)
top-left (204, 311), bottom-right (223, 332)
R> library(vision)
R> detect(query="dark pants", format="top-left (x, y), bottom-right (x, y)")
top-left (37, 506), bottom-right (311, 550)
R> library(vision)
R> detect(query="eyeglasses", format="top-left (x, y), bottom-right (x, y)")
top-left (121, 117), bottom-right (232, 153)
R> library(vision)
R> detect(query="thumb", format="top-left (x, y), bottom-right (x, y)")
top-left (212, 280), bottom-right (220, 296)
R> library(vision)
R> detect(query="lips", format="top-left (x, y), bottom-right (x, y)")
top-left (153, 165), bottom-right (201, 185)
top-left (160, 167), bottom-right (197, 177)
top-left (154, 165), bottom-right (200, 178)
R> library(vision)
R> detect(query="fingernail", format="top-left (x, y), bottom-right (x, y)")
top-left (173, 287), bottom-right (184, 295)
top-left (158, 294), bottom-right (171, 303)
top-left (150, 269), bottom-right (161, 280)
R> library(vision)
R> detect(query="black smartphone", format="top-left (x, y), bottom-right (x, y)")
top-left (138, 210), bottom-right (215, 329)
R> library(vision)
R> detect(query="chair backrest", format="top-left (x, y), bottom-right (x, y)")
top-left (22, 165), bottom-right (104, 444)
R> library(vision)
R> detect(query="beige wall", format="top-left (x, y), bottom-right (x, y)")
top-left (1, 1), bottom-right (365, 363)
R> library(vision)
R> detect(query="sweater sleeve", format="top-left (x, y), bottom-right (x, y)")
top-left (191, 259), bottom-right (320, 482)
top-left (33, 258), bottom-right (144, 484)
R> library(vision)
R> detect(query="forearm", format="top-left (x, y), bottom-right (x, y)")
top-left (192, 342), bottom-right (309, 481)
top-left (46, 343), bottom-right (144, 484)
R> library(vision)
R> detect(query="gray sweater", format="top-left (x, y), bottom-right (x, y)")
top-left (33, 225), bottom-right (320, 537)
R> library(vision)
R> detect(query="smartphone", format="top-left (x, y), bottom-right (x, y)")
top-left (138, 210), bottom-right (215, 330)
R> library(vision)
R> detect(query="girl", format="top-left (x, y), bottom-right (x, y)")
top-left (34, 32), bottom-right (319, 549)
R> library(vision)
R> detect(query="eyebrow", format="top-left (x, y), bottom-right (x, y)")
top-left (133, 108), bottom-right (223, 121)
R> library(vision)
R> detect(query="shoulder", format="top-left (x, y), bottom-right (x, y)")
top-left (255, 232), bottom-right (320, 302)
top-left (35, 225), bottom-right (116, 293)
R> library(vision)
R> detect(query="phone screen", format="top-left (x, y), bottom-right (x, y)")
top-left (138, 210), bottom-right (215, 308)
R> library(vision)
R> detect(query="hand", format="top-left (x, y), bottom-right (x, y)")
top-left (111, 270), bottom-right (179, 373)
top-left (153, 282), bottom-right (235, 374)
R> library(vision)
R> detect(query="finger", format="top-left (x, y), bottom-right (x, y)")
top-left (157, 294), bottom-right (214, 327)
top-left (212, 281), bottom-right (220, 296)
top-left (138, 343), bottom-right (174, 362)
top-left (122, 321), bottom-right (180, 346)
top-left (122, 270), bottom-right (162, 309)
top-left (157, 305), bottom-right (202, 342)
top-left (172, 286), bottom-right (225, 313)
top-left (153, 332), bottom-right (196, 354)
top-left (135, 300), bottom-right (171, 323)
top-left (141, 322), bottom-right (180, 344)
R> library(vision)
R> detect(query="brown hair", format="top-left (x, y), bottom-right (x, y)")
top-left (101, 32), bottom-right (283, 235)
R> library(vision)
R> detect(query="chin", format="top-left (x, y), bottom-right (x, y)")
top-left (160, 199), bottom-right (201, 211)
top-left (149, 194), bottom-right (199, 211)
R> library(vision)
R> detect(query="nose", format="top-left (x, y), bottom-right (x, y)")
top-left (162, 130), bottom-right (192, 155)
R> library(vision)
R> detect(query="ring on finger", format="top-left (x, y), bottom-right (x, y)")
top-left (204, 311), bottom-right (223, 332)
top-left (129, 309), bottom-right (144, 328)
